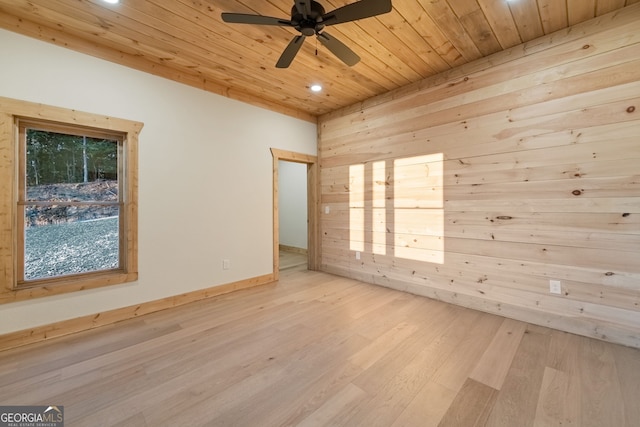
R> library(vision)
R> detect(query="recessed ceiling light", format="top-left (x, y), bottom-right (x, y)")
top-left (310, 84), bottom-right (322, 93)
top-left (103, 0), bottom-right (119, 4)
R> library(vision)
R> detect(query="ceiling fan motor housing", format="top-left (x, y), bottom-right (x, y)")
top-left (291, 1), bottom-right (326, 36)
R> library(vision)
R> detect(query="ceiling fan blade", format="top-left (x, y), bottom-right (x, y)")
top-left (294, 0), bottom-right (312, 19)
top-left (322, 0), bottom-right (392, 26)
top-left (221, 13), bottom-right (292, 26)
top-left (317, 32), bottom-right (360, 66)
top-left (276, 35), bottom-right (306, 68)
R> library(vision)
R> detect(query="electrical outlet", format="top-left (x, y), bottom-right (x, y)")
top-left (325, 206), bottom-right (330, 214)
top-left (223, 259), bottom-right (231, 270)
top-left (549, 280), bottom-right (562, 295)
top-left (355, 251), bottom-right (361, 260)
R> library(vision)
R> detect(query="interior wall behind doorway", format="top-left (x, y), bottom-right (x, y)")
top-left (278, 160), bottom-right (308, 251)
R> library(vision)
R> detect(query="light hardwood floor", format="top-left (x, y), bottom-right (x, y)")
top-left (280, 249), bottom-right (308, 270)
top-left (0, 266), bottom-right (638, 426)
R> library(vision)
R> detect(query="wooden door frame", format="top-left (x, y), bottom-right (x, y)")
top-left (271, 148), bottom-right (319, 280)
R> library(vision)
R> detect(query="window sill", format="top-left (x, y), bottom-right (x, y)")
top-left (2, 271), bottom-right (138, 304)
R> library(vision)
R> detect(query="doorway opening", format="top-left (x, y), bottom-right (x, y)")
top-left (271, 149), bottom-right (318, 280)
top-left (278, 160), bottom-right (307, 270)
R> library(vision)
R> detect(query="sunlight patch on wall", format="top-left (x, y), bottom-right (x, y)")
top-left (372, 161), bottom-right (387, 255)
top-left (349, 164), bottom-right (365, 252)
top-left (349, 153), bottom-right (444, 264)
top-left (394, 153), bottom-right (444, 264)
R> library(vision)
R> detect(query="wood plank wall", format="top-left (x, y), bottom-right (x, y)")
top-left (318, 5), bottom-right (640, 349)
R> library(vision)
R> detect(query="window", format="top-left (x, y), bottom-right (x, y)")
top-left (0, 97), bottom-right (143, 303)
top-left (19, 121), bottom-right (123, 283)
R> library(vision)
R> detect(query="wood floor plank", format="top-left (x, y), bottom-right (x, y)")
top-left (469, 318), bottom-right (527, 390)
top-left (391, 381), bottom-right (458, 427)
top-left (539, 330), bottom-right (583, 426)
top-left (437, 378), bottom-right (499, 427)
top-left (347, 307), bottom-right (465, 426)
top-left (270, 361), bottom-right (366, 426)
top-left (113, 413), bottom-right (147, 427)
top-left (208, 329), bottom-right (369, 426)
top-left (0, 266), bottom-right (638, 426)
top-left (611, 343), bottom-right (640, 427)
top-left (349, 321), bottom-right (420, 370)
top-left (485, 325), bottom-right (550, 427)
top-left (576, 337), bottom-right (626, 427)
top-left (296, 383), bottom-right (368, 427)
top-left (352, 302), bottom-right (458, 394)
top-left (430, 311), bottom-right (503, 392)
top-left (533, 367), bottom-right (574, 427)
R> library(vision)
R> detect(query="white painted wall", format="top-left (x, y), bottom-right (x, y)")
top-left (278, 161), bottom-right (308, 250)
top-left (0, 29), bottom-right (317, 334)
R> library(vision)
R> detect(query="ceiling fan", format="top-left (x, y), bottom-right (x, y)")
top-left (221, 0), bottom-right (393, 68)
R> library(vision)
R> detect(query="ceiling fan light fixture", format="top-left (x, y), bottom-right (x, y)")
top-left (310, 84), bottom-right (323, 92)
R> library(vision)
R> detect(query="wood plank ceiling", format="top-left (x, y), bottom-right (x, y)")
top-left (0, 0), bottom-right (637, 121)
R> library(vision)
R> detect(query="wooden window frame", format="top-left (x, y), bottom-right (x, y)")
top-left (0, 97), bottom-right (143, 304)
